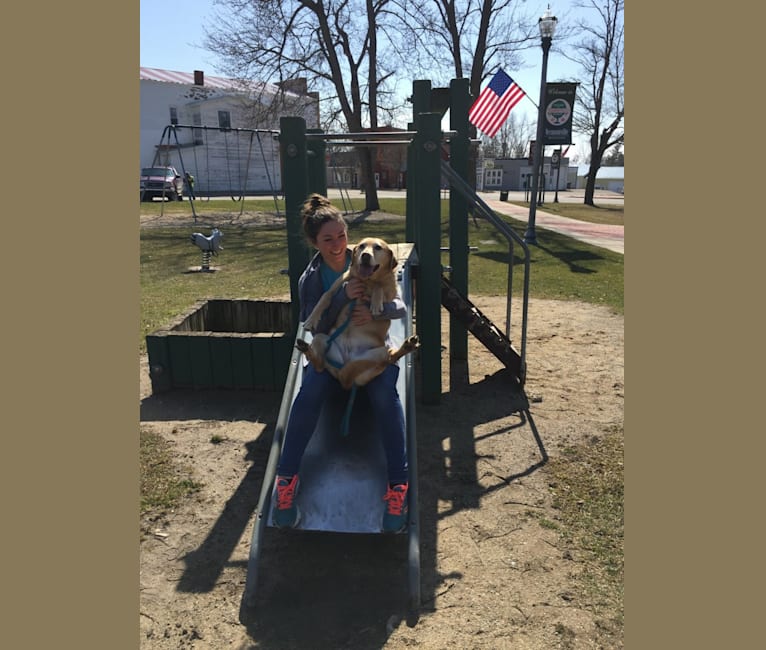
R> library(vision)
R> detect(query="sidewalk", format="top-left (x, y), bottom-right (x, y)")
top-left (477, 191), bottom-right (624, 255)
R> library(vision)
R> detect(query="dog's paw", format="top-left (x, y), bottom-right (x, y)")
top-left (403, 334), bottom-right (420, 352)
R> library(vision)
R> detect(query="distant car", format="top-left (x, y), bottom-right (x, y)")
top-left (140, 166), bottom-right (184, 201)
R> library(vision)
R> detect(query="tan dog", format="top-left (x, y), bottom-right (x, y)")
top-left (297, 237), bottom-right (419, 389)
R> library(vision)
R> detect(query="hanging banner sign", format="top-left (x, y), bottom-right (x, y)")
top-left (543, 83), bottom-right (577, 145)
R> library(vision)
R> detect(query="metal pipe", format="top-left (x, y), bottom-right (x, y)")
top-left (306, 130), bottom-right (416, 139)
top-left (168, 124), bottom-right (279, 134)
top-left (313, 140), bottom-right (414, 146)
top-left (306, 130), bottom-right (461, 140)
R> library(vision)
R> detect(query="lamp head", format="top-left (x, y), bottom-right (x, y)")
top-left (539, 5), bottom-right (558, 40)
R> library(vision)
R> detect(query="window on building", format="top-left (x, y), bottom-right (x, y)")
top-left (169, 107), bottom-right (178, 125)
top-left (192, 111), bottom-right (203, 145)
top-left (218, 110), bottom-right (231, 130)
top-left (485, 169), bottom-right (503, 187)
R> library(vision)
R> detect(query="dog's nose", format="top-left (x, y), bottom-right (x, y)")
top-left (361, 252), bottom-right (372, 264)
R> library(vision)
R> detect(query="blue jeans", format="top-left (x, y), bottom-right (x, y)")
top-left (277, 363), bottom-right (409, 484)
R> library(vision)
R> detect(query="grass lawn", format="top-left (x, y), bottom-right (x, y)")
top-left (140, 198), bottom-right (623, 351)
top-left (508, 200), bottom-right (624, 226)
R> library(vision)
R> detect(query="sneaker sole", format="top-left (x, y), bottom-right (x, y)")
top-left (382, 511), bottom-right (408, 534)
top-left (273, 506), bottom-right (301, 529)
top-left (382, 525), bottom-right (406, 534)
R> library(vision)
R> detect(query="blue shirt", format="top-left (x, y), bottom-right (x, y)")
top-left (319, 257), bottom-right (350, 292)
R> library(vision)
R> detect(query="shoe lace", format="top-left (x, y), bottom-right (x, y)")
top-left (276, 477), bottom-right (297, 509)
top-left (384, 485), bottom-right (407, 515)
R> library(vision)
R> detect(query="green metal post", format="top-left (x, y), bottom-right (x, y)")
top-left (449, 78), bottom-right (470, 361)
top-left (407, 80), bottom-right (432, 243)
top-left (406, 121), bottom-right (416, 243)
top-left (414, 112), bottom-right (443, 405)
top-left (279, 116), bottom-right (310, 330)
top-left (306, 128), bottom-right (327, 196)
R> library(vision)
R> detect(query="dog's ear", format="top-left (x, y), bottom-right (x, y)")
top-left (389, 249), bottom-right (398, 270)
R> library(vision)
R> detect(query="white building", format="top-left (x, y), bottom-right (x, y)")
top-left (140, 68), bottom-right (320, 196)
top-left (573, 165), bottom-right (625, 193)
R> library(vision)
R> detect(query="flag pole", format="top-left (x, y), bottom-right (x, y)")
top-left (519, 85), bottom-right (538, 110)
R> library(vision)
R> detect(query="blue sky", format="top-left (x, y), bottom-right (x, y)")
top-left (140, 0), bottom-right (592, 157)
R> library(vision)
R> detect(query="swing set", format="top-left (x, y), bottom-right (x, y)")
top-left (147, 123), bottom-right (283, 221)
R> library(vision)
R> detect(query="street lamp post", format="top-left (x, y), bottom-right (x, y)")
top-left (524, 6), bottom-right (558, 245)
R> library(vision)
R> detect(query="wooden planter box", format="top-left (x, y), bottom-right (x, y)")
top-left (146, 299), bottom-right (294, 393)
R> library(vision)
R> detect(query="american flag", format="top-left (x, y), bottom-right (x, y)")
top-left (468, 69), bottom-right (526, 137)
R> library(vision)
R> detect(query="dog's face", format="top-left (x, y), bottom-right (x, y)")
top-left (351, 238), bottom-right (397, 280)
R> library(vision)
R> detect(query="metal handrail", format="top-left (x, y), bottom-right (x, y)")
top-left (440, 161), bottom-right (530, 381)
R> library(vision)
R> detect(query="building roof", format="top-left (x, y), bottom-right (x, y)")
top-left (577, 165), bottom-right (624, 180)
top-left (140, 66), bottom-right (315, 104)
top-left (140, 66), bottom-right (254, 91)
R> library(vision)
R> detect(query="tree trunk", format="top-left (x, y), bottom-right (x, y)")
top-left (584, 150), bottom-right (603, 206)
top-left (357, 147), bottom-right (380, 211)
top-left (584, 171), bottom-right (596, 206)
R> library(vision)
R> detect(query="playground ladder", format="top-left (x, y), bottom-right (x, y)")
top-left (440, 275), bottom-right (524, 385)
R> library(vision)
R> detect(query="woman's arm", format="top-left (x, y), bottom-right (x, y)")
top-left (346, 277), bottom-right (407, 325)
top-left (372, 293), bottom-right (407, 321)
top-left (298, 267), bottom-right (353, 332)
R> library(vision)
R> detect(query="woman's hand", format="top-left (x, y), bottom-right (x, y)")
top-left (345, 278), bottom-right (372, 324)
top-left (351, 301), bottom-right (373, 325)
top-left (345, 277), bottom-right (366, 299)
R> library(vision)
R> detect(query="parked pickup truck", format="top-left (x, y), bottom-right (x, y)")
top-left (140, 166), bottom-right (184, 201)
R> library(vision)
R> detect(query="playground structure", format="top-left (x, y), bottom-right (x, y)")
top-left (189, 228), bottom-right (223, 272)
top-left (236, 78), bottom-right (540, 618)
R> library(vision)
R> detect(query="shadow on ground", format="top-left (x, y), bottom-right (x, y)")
top-left (141, 363), bottom-right (547, 649)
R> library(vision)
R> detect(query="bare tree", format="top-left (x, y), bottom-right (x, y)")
top-left (566, 0), bottom-right (624, 206)
top-left (498, 111), bottom-right (534, 158)
top-left (201, 0), bottom-right (557, 202)
top-left (390, 1), bottom-right (537, 98)
top-left (603, 146), bottom-right (623, 166)
top-left (204, 0), bottom-right (406, 211)
top-left (478, 111), bottom-right (533, 159)
top-left (384, 0), bottom-right (539, 191)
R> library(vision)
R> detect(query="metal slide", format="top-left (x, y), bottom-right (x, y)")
top-left (241, 244), bottom-right (420, 612)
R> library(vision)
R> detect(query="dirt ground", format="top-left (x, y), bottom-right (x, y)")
top-left (139, 209), bottom-right (624, 649)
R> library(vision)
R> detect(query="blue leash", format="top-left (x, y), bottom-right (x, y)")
top-left (324, 300), bottom-right (357, 437)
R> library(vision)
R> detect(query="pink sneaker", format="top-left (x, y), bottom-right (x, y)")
top-left (273, 475), bottom-right (300, 528)
top-left (382, 483), bottom-right (409, 533)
